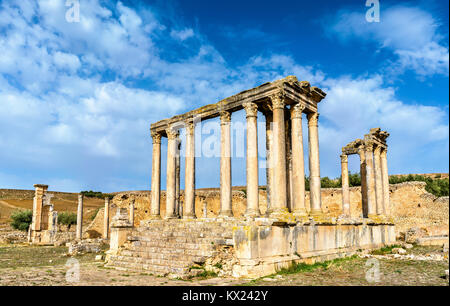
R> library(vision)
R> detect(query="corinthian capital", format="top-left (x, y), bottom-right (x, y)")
top-left (340, 154), bottom-right (348, 163)
top-left (270, 92), bottom-right (285, 109)
top-left (243, 102), bottom-right (258, 118)
top-left (151, 132), bottom-right (162, 144)
top-left (290, 103), bottom-right (305, 119)
top-left (307, 112), bottom-right (319, 126)
top-left (185, 120), bottom-right (195, 135)
top-left (166, 127), bottom-right (179, 140)
top-left (220, 111), bottom-right (231, 124)
top-left (373, 145), bottom-right (382, 155)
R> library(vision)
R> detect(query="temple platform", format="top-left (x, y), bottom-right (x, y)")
top-left (105, 217), bottom-right (395, 278)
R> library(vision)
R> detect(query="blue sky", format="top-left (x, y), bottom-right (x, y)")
top-left (0, 0), bottom-right (448, 192)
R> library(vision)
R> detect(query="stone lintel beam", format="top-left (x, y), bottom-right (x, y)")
top-left (150, 76), bottom-right (326, 134)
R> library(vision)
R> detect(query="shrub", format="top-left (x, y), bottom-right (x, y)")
top-left (80, 190), bottom-right (114, 200)
top-left (58, 212), bottom-right (77, 229)
top-left (10, 210), bottom-right (32, 231)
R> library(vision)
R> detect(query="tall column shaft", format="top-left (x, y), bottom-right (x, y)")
top-left (340, 154), bottom-right (350, 217)
top-left (76, 194), bottom-right (83, 240)
top-left (380, 149), bottom-right (390, 216)
top-left (103, 197), bottom-right (110, 239)
top-left (219, 111), bottom-right (233, 217)
top-left (129, 199), bottom-right (135, 226)
top-left (307, 112), bottom-right (322, 215)
top-left (373, 146), bottom-right (384, 215)
top-left (285, 114), bottom-right (293, 212)
top-left (243, 102), bottom-right (260, 217)
top-left (265, 112), bottom-right (273, 215)
top-left (269, 94), bottom-right (287, 217)
top-left (165, 128), bottom-right (178, 219)
top-left (291, 104), bottom-right (307, 217)
top-left (184, 122), bottom-right (196, 219)
top-left (175, 137), bottom-right (181, 217)
top-left (150, 133), bottom-right (162, 219)
top-left (365, 143), bottom-right (377, 218)
top-left (358, 149), bottom-right (368, 217)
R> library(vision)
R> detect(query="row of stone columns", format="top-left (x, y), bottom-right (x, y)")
top-left (150, 95), bottom-right (324, 220)
top-left (340, 144), bottom-right (390, 218)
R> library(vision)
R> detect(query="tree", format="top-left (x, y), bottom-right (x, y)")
top-left (58, 212), bottom-right (77, 230)
top-left (10, 210), bottom-right (32, 231)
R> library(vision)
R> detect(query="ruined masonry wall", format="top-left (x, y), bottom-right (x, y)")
top-left (86, 181), bottom-right (449, 239)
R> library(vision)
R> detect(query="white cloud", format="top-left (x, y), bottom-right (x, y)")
top-left (0, 0), bottom-right (447, 192)
top-left (170, 28), bottom-right (194, 41)
top-left (328, 5), bottom-right (449, 77)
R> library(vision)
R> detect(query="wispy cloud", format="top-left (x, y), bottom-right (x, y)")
top-left (326, 5), bottom-right (449, 77)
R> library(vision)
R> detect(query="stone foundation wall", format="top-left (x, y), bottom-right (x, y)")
top-left (232, 223), bottom-right (396, 278)
top-left (87, 181), bottom-right (448, 239)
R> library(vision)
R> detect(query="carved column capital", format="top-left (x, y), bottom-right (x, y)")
top-left (373, 145), bottom-right (382, 155)
top-left (357, 147), bottom-right (366, 160)
top-left (340, 154), bottom-right (348, 163)
top-left (243, 102), bottom-right (258, 118)
top-left (220, 111), bottom-right (231, 124)
top-left (151, 132), bottom-right (162, 144)
top-left (185, 121), bottom-right (195, 135)
top-left (380, 147), bottom-right (387, 157)
top-left (307, 112), bottom-right (319, 126)
top-left (270, 93), bottom-right (286, 109)
top-left (365, 141), bottom-right (374, 152)
top-left (291, 103), bottom-right (306, 119)
top-left (166, 127), bottom-right (179, 140)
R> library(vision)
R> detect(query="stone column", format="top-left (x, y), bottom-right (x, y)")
top-left (340, 154), bottom-right (350, 217)
top-left (175, 137), bottom-right (181, 218)
top-left (219, 111), bottom-right (233, 217)
top-left (373, 145), bottom-right (384, 216)
top-left (184, 121), bottom-right (196, 219)
top-left (76, 194), bottom-right (83, 240)
top-left (291, 103), bottom-right (307, 218)
top-left (150, 132), bottom-right (162, 219)
top-left (380, 148), bottom-right (390, 216)
top-left (129, 199), bottom-right (135, 226)
top-left (307, 112), bottom-right (322, 216)
top-left (268, 94), bottom-right (287, 217)
top-left (365, 143), bottom-right (377, 218)
top-left (358, 148), bottom-right (368, 218)
top-left (103, 197), bottom-right (110, 239)
top-left (285, 113), bottom-right (293, 212)
top-left (32, 184), bottom-right (48, 231)
top-left (264, 111), bottom-right (273, 215)
top-left (165, 128), bottom-right (179, 219)
top-left (243, 102), bottom-right (260, 217)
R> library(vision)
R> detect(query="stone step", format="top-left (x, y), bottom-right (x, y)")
top-left (128, 235), bottom-right (230, 246)
top-left (111, 255), bottom-right (194, 268)
top-left (119, 250), bottom-right (208, 263)
top-left (106, 258), bottom-right (189, 275)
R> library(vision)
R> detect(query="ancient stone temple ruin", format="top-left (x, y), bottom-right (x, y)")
top-left (341, 128), bottom-right (391, 220)
top-left (29, 184), bottom-right (59, 245)
top-left (106, 76), bottom-right (396, 278)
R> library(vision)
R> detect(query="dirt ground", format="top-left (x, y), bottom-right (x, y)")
top-left (0, 244), bottom-right (447, 286)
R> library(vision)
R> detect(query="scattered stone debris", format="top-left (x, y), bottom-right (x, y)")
top-left (204, 245), bottom-right (237, 277)
top-left (392, 248), bottom-right (407, 255)
top-left (0, 232), bottom-right (27, 244)
top-left (359, 253), bottom-right (446, 261)
top-left (67, 239), bottom-right (107, 255)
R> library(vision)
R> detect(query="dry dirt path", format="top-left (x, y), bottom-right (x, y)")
top-left (0, 244), bottom-right (448, 286)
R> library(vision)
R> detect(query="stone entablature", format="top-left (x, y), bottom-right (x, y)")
top-left (150, 76), bottom-right (326, 135)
